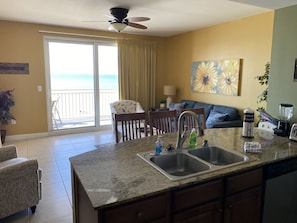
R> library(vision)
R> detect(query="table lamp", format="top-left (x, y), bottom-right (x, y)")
top-left (163, 85), bottom-right (176, 108)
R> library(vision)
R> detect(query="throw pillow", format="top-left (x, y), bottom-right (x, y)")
top-left (206, 110), bottom-right (230, 128)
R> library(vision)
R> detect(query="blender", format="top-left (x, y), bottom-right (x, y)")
top-left (274, 103), bottom-right (294, 136)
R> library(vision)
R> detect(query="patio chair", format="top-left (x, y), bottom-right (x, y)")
top-left (110, 100), bottom-right (144, 114)
top-left (52, 96), bottom-right (62, 129)
top-left (110, 100), bottom-right (145, 130)
top-left (0, 145), bottom-right (42, 219)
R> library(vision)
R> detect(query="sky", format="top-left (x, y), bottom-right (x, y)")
top-left (49, 42), bottom-right (118, 75)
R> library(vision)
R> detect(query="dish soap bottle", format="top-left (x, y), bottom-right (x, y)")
top-left (189, 128), bottom-right (197, 148)
top-left (155, 136), bottom-right (163, 155)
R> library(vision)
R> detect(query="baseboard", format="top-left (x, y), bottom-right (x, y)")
top-left (5, 126), bottom-right (113, 143)
top-left (5, 132), bottom-right (49, 143)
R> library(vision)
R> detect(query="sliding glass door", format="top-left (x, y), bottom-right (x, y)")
top-left (98, 45), bottom-right (119, 126)
top-left (45, 37), bottom-right (118, 132)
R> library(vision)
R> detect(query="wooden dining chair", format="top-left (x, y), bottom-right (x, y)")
top-left (181, 108), bottom-right (206, 130)
top-left (114, 112), bottom-right (148, 143)
top-left (149, 110), bottom-right (178, 135)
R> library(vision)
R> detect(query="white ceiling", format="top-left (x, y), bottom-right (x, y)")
top-left (0, 0), bottom-right (297, 37)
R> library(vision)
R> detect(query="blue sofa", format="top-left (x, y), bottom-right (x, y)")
top-left (170, 99), bottom-right (243, 129)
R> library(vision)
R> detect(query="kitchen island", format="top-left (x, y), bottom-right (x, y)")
top-left (70, 128), bottom-right (297, 223)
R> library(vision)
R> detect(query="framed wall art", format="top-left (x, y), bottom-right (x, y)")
top-left (191, 59), bottom-right (242, 96)
top-left (0, 63), bottom-right (29, 75)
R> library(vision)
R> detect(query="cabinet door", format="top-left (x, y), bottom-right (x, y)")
top-left (224, 187), bottom-right (261, 223)
top-left (174, 179), bottom-right (223, 212)
top-left (226, 168), bottom-right (262, 195)
top-left (174, 200), bottom-right (222, 223)
top-left (103, 194), bottom-right (169, 223)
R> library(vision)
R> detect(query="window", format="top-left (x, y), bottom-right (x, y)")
top-left (44, 37), bottom-right (118, 132)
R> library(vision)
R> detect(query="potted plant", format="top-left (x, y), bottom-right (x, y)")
top-left (255, 62), bottom-right (270, 111)
top-left (160, 99), bottom-right (166, 108)
top-left (0, 89), bottom-right (15, 144)
top-left (255, 62), bottom-right (270, 125)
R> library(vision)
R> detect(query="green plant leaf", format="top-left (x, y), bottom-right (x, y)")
top-left (255, 63), bottom-right (270, 109)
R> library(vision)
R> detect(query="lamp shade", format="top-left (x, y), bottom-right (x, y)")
top-left (110, 22), bottom-right (127, 32)
top-left (163, 85), bottom-right (176, 96)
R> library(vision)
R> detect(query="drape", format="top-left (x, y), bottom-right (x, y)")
top-left (117, 39), bottom-right (156, 111)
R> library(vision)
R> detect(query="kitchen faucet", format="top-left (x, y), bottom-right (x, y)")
top-left (176, 111), bottom-right (204, 150)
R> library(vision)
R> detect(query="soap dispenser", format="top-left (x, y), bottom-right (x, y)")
top-left (155, 136), bottom-right (163, 155)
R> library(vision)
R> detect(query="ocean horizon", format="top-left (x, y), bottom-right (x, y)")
top-left (51, 74), bottom-right (118, 90)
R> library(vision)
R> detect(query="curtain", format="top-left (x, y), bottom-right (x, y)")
top-left (118, 39), bottom-right (156, 111)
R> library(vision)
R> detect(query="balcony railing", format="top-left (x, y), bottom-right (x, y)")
top-left (51, 89), bottom-right (118, 128)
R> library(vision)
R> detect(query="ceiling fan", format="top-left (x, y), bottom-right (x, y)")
top-left (87, 7), bottom-right (150, 32)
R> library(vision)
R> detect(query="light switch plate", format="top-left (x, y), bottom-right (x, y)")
top-left (289, 123), bottom-right (297, 141)
top-left (37, 85), bottom-right (42, 92)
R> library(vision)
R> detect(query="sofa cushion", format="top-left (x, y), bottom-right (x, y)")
top-left (180, 100), bottom-right (214, 117)
top-left (206, 110), bottom-right (230, 128)
top-left (193, 102), bottom-right (214, 118)
top-left (180, 100), bottom-right (196, 109)
top-left (213, 105), bottom-right (240, 121)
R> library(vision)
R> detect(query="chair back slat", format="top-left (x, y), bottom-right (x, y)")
top-left (114, 112), bottom-right (148, 143)
top-left (149, 110), bottom-right (177, 135)
top-left (181, 108), bottom-right (206, 130)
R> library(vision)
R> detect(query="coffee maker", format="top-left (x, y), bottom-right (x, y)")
top-left (273, 103), bottom-right (294, 137)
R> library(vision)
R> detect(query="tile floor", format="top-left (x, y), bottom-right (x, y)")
top-left (0, 130), bottom-right (115, 223)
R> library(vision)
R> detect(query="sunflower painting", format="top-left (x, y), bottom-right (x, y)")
top-left (191, 59), bottom-right (241, 96)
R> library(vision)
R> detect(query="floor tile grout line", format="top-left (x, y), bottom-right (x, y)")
top-left (1, 130), bottom-right (115, 223)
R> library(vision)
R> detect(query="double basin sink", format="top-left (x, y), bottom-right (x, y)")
top-left (137, 146), bottom-right (249, 181)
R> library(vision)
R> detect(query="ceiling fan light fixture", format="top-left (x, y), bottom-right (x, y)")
top-left (111, 22), bottom-right (127, 32)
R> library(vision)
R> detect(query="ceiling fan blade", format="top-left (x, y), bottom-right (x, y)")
top-left (83, 20), bottom-right (107, 23)
top-left (128, 22), bottom-right (147, 30)
top-left (127, 17), bottom-right (150, 22)
top-left (102, 13), bottom-right (116, 19)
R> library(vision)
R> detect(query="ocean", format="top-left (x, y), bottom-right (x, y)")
top-left (51, 74), bottom-right (118, 90)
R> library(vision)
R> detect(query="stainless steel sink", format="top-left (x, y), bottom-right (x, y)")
top-left (138, 151), bottom-right (211, 181)
top-left (151, 152), bottom-right (211, 176)
top-left (137, 146), bottom-right (249, 181)
top-left (188, 146), bottom-right (248, 166)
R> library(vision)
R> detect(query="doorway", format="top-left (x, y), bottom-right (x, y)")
top-left (44, 37), bottom-right (119, 132)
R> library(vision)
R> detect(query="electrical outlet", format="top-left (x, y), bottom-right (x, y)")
top-left (289, 123), bottom-right (297, 141)
top-left (11, 119), bottom-right (16, 125)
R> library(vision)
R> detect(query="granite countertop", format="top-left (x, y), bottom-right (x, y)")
top-left (70, 128), bottom-right (297, 210)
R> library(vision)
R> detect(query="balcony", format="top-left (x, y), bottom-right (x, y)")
top-left (51, 89), bottom-right (118, 130)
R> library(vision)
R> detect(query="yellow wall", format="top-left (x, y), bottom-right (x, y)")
top-left (0, 12), bottom-right (274, 136)
top-left (0, 21), bottom-right (166, 135)
top-left (159, 12), bottom-right (274, 115)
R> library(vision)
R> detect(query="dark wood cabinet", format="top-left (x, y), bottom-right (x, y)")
top-left (224, 187), bottom-right (262, 223)
top-left (173, 168), bottom-right (263, 223)
top-left (226, 167), bottom-right (262, 195)
top-left (72, 168), bottom-right (263, 223)
top-left (173, 179), bottom-right (223, 223)
top-left (103, 194), bottom-right (170, 223)
top-left (224, 168), bottom-right (263, 223)
top-left (174, 200), bottom-right (222, 223)
top-left (72, 169), bottom-right (170, 223)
